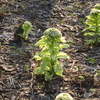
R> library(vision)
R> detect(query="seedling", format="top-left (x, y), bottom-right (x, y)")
top-left (21, 5), bottom-right (25, 8)
top-left (34, 28), bottom-right (70, 81)
top-left (89, 88), bottom-right (96, 92)
top-left (60, 21), bottom-right (65, 24)
top-left (10, 46), bottom-right (16, 49)
top-left (24, 43), bottom-right (29, 46)
top-left (78, 76), bottom-right (85, 89)
top-left (18, 21), bottom-right (33, 40)
top-left (83, 4), bottom-right (100, 45)
top-left (20, 52), bottom-right (27, 55)
top-left (24, 65), bottom-right (30, 71)
top-left (87, 58), bottom-right (96, 64)
top-left (77, 65), bottom-right (81, 72)
top-left (39, 84), bottom-right (44, 88)
top-left (68, 13), bottom-right (75, 16)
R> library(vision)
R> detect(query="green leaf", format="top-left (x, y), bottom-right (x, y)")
top-left (54, 64), bottom-right (63, 76)
top-left (59, 44), bottom-right (69, 49)
top-left (51, 55), bottom-right (56, 60)
top-left (45, 72), bottom-right (53, 81)
top-left (86, 20), bottom-right (95, 26)
top-left (85, 39), bottom-right (95, 45)
top-left (34, 55), bottom-right (42, 60)
top-left (17, 33), bottom-right (23, 38)
top-left (40, 57), bottom-right (50, 72)
top-left (78, 76), bottom-right (84, 80)
top-left (87, 58), bottom-right (96, 63)
top-left (34, 67), bottom-right (42, 75)
top-left (84, 32), bottom-right (95, 36)
top-left (60, 37), bottom-right (66, 42)
top-left (57, 52), bottom-right (70, 59)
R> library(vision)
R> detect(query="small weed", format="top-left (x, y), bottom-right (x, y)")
top-left (13, 51), bottom-right (17, 54)
top-left (18, 21), bottom-right (33, 40)
top-left (21, 5), bottom-right (25, 8)
top-left (0, 9), bottom-right (6, 12)
top-left (39, 85), bottom-right (44, 88)
top-left (77, 65), bottom-right (81, 72)
top-left (20, 52), bottom-right (27, 55)
top-left (60, 21), bottom-right (65, 24)
top-left (16, 48), bottom-right (21, 52)
top-left (78, 76), bottom-right (85, 89)
top-left (68, 13), bottom-right (75, 16)
top-left (24, 43), bottom-right (29, 46)
top-left (78, 76), bottom-right (84, 80)
top-left (89, 88), bottom-right (96, 92)
top-left (10, 46), bottom-right (16, 49)
top-left (87, 58), bottom-right (96, 63)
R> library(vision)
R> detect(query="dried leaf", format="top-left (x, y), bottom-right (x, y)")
top-left (0, 64), bottom-right (15, 71)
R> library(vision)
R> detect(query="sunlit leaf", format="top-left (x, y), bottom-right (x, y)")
top-left (40, 57), bottom-right (50, 72)
top-left (85, 39), bottom-right (95, 45)
top-left (34, 55), bottom-right (42, 60)
top-left (34, 67), bottom-right (42, 75)
top-left (57, 52), bottom-right (70, 59)
top-left (59, 44), bottom-right (69, 49)
top-left (84, 32), bottom-right (95, 36)
top-left (54, 64), bottom-right (63, 76)
top-left (60, 37), bottom-right (66, 42)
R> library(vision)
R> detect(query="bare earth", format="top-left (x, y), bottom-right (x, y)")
top-left (0, 0), bottom-right (100, 100)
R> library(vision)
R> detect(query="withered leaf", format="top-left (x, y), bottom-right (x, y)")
top-left (0, 64), bottom-right (15, 71)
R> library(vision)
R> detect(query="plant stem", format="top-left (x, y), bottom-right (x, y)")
top-left (95, 16), bottom-right (99, 45)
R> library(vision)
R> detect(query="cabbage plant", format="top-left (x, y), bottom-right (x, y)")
top-left (34, 28), bottom-right (70, 81)
top-left (84, 4), bottom-right (100, 45)
top-left (18, 21), bottom-right (33, 40)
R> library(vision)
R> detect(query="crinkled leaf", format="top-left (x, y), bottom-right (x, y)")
top-left (54, 64), bottom-right (63, 76)
top-left (57, 52), bottom-right (70, 59)
top-left (45, 72), bottom-right (53, 81)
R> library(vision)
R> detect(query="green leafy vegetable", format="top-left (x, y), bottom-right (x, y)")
top-left (18, 21), bottom-right (33, 40)
top-left (84, 4), bottom-right (100, 45)
top-left (34, 28), bottom-right (70, 81)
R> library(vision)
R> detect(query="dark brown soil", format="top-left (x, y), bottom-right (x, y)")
top-left (0, 0), bottom-right (100, 100)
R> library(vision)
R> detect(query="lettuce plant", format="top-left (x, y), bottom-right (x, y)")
top-left (55, 93), bottom-right (74, 100)
top-left (18, 21), bottom-right (33, 40)
top-left (34, 28), bottom-right (70, 81)
top-left (84, 4), bottom-right (100, 45)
